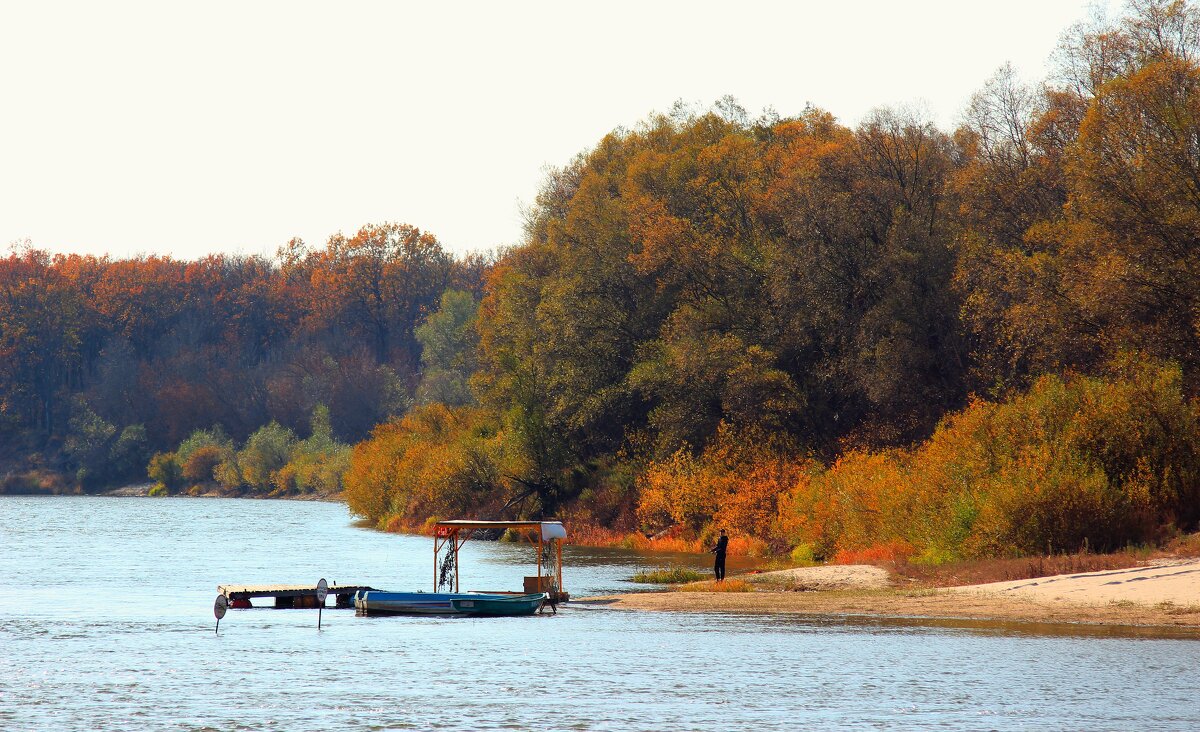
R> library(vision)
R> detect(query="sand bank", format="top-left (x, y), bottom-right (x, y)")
top-left (950, 558), bottom-right (1200, 606)
top-left (580, 559), bottom-right (1200, 629)
top-left (744, 564), bottom-right (890, 591)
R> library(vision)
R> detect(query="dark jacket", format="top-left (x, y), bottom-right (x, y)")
top-left (713, 535), bottom-right (728, 556)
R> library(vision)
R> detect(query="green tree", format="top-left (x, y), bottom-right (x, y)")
top-left (237, 422), bottom-right (298, 491)
top-left (415, 289), bottom-right (480, 406)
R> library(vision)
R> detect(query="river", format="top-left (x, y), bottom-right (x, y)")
top-left (2, 495), bottom-right (1198, 731)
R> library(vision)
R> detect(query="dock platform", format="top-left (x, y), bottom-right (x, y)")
top-left (218, 583), bottom-right (376, 609)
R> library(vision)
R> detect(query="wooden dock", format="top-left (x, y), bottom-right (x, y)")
top-left (218, 583), bottom-right (376, 609)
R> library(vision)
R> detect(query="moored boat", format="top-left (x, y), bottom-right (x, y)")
top-left (355, 519), bottom-right (568, 618)
top-left (354, 590), bottom-right (546, 617)
top-left (451, 593), bottom-right (547, 616)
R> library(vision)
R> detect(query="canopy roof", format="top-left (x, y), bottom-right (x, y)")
top-left (434, 520), bottom-right (567, 540)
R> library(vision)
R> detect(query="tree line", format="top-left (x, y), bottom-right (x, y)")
top-left (0, 224), bottom-right (486, 488)
top-left (5, 0), bottom-right (1200, 560)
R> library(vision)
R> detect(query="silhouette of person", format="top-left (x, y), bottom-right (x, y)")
top-left (710, 529), bottom-right (729, 581)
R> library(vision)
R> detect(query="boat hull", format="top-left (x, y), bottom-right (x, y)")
top-left (355, 591), bottom-right (546, 617)
top-left (451, 593), bottom-right (547, 617)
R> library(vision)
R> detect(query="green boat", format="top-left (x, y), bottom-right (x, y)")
top-left (450, 592), bottom-right (547, 617)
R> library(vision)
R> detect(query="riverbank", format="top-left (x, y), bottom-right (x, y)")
top-left (92, 482), bottom-right (342, 501)
top-left (581, 559), bottom-right (1200, 629)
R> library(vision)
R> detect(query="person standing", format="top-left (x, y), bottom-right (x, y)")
top-left (710, 529), bottom-right (729, 581)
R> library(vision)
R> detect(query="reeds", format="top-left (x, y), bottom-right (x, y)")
top-left (631, 567), bottom-right (705, 584)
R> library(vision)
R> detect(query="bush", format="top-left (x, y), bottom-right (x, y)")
top-left (147, 452), bottom-right (183, 491)
top-left (272, 406), bottom-right (351, 495)
top-left (175, 426), bottom-right (235, 465)
top-left (636, 422), bottom-right (804, 541)
top-left (181, 445), bottom-right (223, 484)
top-left (148, 483), bottom-right (169, 497)
top-left (344, 404), bottom-right (504, 525)
top-left (776, 358), bottom-right (1200, 560)
top-left (237, 422), bottom-right (297, 491)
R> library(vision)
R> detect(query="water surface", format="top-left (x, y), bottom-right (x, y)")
top-left (2, 496), bottom-right (1197, 730)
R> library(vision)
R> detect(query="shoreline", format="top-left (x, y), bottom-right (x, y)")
top-left (15, 489), bottom-right (1200, 631)
top-left (579, 560), bottom-right (1200, 631)
top-left (0, 483), bottom-right (345, 503)
top-left (578, 589), bottom-right (1200, 629)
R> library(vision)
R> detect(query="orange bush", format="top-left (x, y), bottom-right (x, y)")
top-left (181, 445), bottom-right (222, 483)
top-left (635, 422), bottom-right (805, 550)
top-left (832, 541), bottom-right (915, 565)
top-left (776, 360), bottom-right (1200, 561)
top-left (345, 404), bottom-right (506, 526)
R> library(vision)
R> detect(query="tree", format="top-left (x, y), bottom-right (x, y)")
top-left (415, 289), bottom-right (480, 406)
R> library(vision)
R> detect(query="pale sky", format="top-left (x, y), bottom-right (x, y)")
top-left (1, 1), bottom-right (1118, 260)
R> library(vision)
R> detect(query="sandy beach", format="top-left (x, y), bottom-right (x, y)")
top-left (580, 559), bottom-right (1200, 630)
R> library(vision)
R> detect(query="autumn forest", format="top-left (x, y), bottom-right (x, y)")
top-left (5, 1), bottom-right (1200, 562)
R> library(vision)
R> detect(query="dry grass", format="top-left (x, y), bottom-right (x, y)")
top-left (631, 567), bottom-right (706, 584)
top-left (891, 550), bottom-right (1149, 588)
top-left (1154, 601), bottom-right (1200, 615)
top-left (1166, 533), bottom-right (1200, 558)
top-left (676, 579), bottom-right (754, 593)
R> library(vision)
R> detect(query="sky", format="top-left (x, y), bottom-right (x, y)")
top-left (0, 1), bottom-right (1121, 260)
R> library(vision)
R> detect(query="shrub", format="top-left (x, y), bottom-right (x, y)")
top-left (631, 567), bottom-right (706, 584)
top-left (345, 404), bottom-right (504, 525)
top-left (147, 452), bottom-right (183, 491)
top-left (776, 358), bottom-right (1200, 560)
top-left (175, 426), bottom-right (234, 465)
top-left (181, 445), bottom-right (223, 484)
top-left (285, 406), bottom-right (351, 494)
top-left (237, 422), bottom-right (298, 491)
top-left (636, 422), bottom-right (804, 542)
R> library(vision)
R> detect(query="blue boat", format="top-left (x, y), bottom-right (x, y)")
top-left (354, 591), bottom-right (547, 616)
top-left (451, 593), bottom-right (547, 616)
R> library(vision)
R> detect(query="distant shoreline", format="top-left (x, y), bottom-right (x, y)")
top-left (0, 482), bottom-right (342, 503)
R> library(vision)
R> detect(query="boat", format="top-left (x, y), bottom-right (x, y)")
top-left (355, 590), bottom-right (548, 616)
top-left (451, 593), bottom-right (547, 617)
top-left (355, 520), bottom-right (569, 617)
top-left (354, 590), bottom-right (547, 616)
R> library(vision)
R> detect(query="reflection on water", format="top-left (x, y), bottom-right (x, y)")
top-left (2, 496), bottom-right (1198, 731)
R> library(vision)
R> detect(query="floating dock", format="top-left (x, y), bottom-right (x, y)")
top-left (218, 583), bottom-right (375, 609)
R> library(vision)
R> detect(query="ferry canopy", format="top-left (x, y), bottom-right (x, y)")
top-left (433, 520), bottom-right (567, 541)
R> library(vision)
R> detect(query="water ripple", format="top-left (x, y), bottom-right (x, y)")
top-left (3, 495), bottom-right (1199, 730)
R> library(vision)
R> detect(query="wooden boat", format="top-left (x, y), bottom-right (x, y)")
top-left (354, 590), bottom-right (546, 617)
top-left (451, 593), bottom-right (547, 617)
